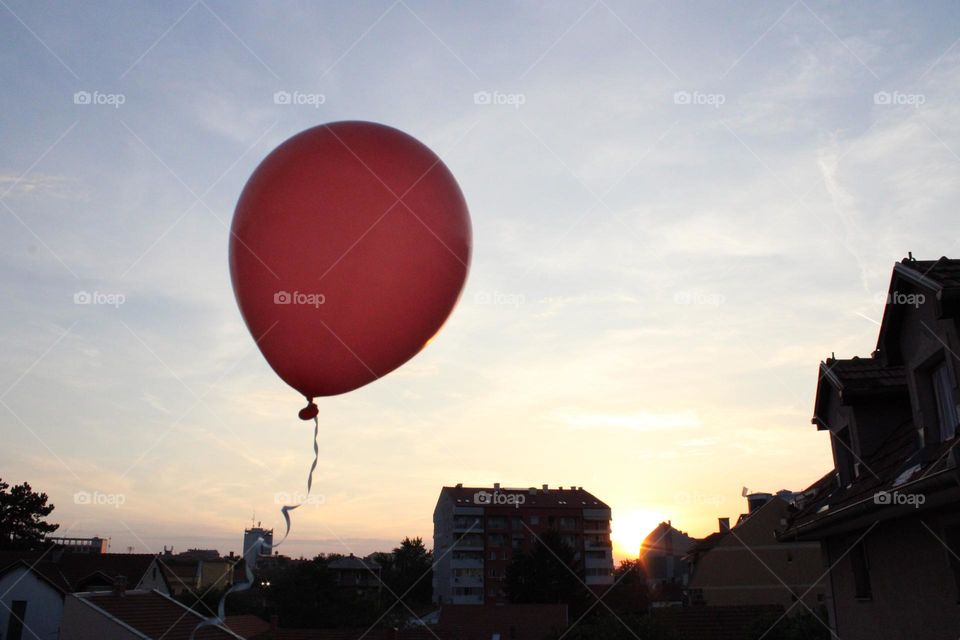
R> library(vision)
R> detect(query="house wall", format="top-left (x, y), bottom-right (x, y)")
top-left (0, 566), bottom-right (64, 640)
top-left (60, 595), bottom-right (144, 640)
top-left (825, 514), bottom-right (960, 640)
top-left (135, 559), bottom-right (170, 594)
top-left (689, 499), bottom-right (825, 610)
top-left (894, 288), bottom-right (960, 444)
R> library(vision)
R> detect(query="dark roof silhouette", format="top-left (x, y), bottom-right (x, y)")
top-left (0, 551), bottom-right (165, 593)
top-left (75, 589), bottom-right (241, 639)
top-left (439, 485), bottom-right (609, 509)
top-left (328, 554), bottom-right (381, 571)
top-left (436, 604), bottom-right (568, 638)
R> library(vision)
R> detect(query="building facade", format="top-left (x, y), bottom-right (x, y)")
top-left (242, 523), bottom-right (274, 557)
top-left (432, 484), bottom-right (613, 605)
top-left (686, 494), bottom-right (824, 610)
top-left (782, 256), bottom-right (960, 640)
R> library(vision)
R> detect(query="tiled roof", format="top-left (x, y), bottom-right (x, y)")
top-left (897, 256), bottom-right (960, 290)
top-left (224, 614), bottom-right (272, 639)
top-left (651, 605), bottom-right (785, 640)
top-left (270, 631), bottom-right (439, 640)
top-left (819, 357), bottom-right (907, 395)
top-left (0, 551), bottom-right (160, 592)
top-left (440, 485), bottom-right (610, 509)
top-left (436, 604), bottom-right (568, 638)
top-left (687, 530), bottom-right (728, 556)
top-left (785, 418), bottom-right (958, 535)
top-left (77, 589), bottom-right (241, 640)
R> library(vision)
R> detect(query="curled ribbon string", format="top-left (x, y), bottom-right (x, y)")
top-left (190, 415), bottom-right (320, 639)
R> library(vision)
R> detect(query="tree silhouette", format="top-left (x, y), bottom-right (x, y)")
top-left (505, 529), bottom-right (588, 614)
top-left (0, 479), bottom-right (59, 550)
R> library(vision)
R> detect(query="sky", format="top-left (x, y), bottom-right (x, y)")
top-left (2, 1), bottom-right (960, 562)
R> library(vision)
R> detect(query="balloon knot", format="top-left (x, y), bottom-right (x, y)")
top-left (298, 399), bottom-right (319, 421)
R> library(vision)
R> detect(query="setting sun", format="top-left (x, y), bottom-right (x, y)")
top-left (610, 508), bottom-right (668, 561)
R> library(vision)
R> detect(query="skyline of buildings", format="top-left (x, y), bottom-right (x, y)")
top-left (432, 483), bottom-right (614, 605)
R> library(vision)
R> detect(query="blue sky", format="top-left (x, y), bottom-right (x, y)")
top-left (2, 1), bottom-right (960, 558)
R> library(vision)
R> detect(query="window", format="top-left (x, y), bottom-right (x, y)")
top-left (6, 600), bottom-right (27, 640)
top-left (850, 539), bottom-right (872, 599)
top-left (944, 524), bottom-right (960, 600)
top-left (932, 362), bottom-right (958, 442)
top-left (529, 515), bottom-right (540, 526)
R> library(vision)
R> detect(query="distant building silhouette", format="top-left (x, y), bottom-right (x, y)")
top-left (243, 522), bottom-right (273, 558)
top-left (639, 521), bottom-right (696, 601)
top-left (432, 483), bottom-right (613, 605)
top-left (45, 536), bottom-right (109, 554)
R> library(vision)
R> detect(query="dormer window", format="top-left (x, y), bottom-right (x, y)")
top-left (931, 361), bottom-right (958, 442)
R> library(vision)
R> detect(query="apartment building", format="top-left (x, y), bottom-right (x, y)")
top-left (432, 484), bottom-right (613, 605)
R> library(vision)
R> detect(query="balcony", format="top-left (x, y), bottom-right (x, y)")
top-left (452, 575), bottom-right (484, 587)
top-left (455, 535), bottom-right (484, 550)
top-left (453, 517), bottom-right (483, 533)
top-left (451, 557), bottom-right (484, 569)
top-left (585, 556), bottom-right (611, 569)
top-left (585, 536), bottom-right (611, 549)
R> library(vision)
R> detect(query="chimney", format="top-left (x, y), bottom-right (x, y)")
top-left (112, 575), bottom-right (127, 597)
top-left (494, 482), bottom-right (501, 490)
top-left (542, 484), bottom-right (548, 492)
top-left (718, 518), bottom-right (730, 532)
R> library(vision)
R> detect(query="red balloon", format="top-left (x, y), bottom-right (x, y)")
top-left (229, 121), bottom-right (471, 400)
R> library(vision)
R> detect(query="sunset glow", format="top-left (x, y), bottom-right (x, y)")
top-left (611, 508), bottom-right (668, 561)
